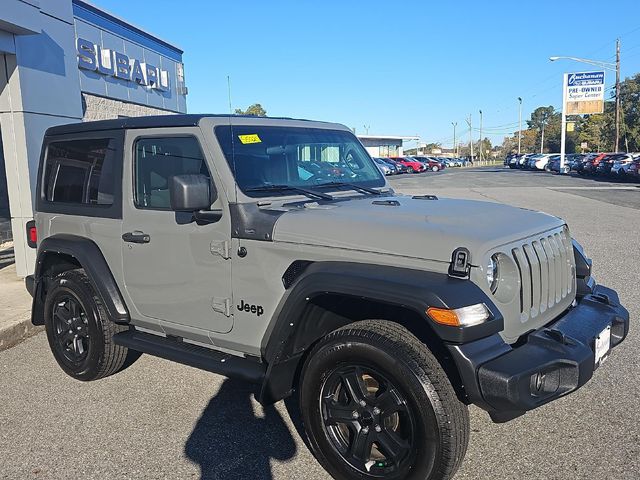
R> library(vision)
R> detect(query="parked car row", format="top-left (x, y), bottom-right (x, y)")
top-left (373, 156), bottom-right (471, 175)
top-left (505, 152), bottom-right (640, 180)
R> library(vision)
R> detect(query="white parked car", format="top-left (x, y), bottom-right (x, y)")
top-left (611, 153), bottom-right (640, 176)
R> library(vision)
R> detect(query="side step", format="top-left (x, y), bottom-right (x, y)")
top-left (113, 330), bottom-right (266, 384)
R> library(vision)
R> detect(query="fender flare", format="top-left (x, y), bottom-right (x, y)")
top-left (258, 261), bottom-right (503, 404)
top-left (31, 234), bottom-right (129, 325)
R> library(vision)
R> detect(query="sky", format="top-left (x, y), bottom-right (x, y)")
top-left (93, 0), bottom-right (640, 149)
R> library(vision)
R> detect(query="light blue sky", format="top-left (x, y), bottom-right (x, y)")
top-left (94, 0), bottom-right (640, 148)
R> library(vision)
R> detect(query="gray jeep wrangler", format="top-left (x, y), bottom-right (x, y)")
top-left (26, 115), bottom-right (629, 480)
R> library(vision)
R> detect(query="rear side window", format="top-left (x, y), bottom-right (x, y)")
top-left (43, 138), bottom-right (115, 205)
top-left (134, 136), bottom-right (209, 210)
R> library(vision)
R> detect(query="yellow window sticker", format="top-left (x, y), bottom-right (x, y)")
top-left (238, 134), bottom-right (262, 144)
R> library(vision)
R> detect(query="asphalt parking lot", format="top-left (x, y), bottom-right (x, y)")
top-left (0, 167), bottom-right (638, 480)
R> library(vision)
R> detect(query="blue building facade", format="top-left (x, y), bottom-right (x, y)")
top-left (0, 0), bottom-right (188, 275)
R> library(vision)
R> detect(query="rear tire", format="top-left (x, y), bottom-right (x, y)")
top-left (44, 269), bottom-right (137, 381)
top-left (300, 320), bottom-right (469, 480)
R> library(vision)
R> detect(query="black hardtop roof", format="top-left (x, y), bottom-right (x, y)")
top-left (45, 114), bottom-right (326, 136)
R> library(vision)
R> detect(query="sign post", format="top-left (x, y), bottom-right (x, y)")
top-left (560, 71), bottom-right (605, 173)
top-left (560, 73), bottom-right (568, 173)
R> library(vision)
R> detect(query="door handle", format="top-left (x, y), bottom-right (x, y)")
top-left (122, 231), bottom-right (151, 244)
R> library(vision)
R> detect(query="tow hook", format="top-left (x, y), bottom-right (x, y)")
top-left (543, 329), bottom-right (575, 346)
top-left (591, 293), bottom-right (611, 305)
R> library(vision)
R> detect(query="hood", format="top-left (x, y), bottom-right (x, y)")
top-left (272, 194), bottom-right (564, 263)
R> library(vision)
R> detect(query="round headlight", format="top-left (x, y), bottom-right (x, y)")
top-left (486, 255), bottom-right (499, 293)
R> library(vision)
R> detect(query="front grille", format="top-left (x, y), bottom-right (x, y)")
top-left (511, 230), bottom-right (574, 323)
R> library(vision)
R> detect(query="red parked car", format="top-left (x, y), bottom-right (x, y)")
top-left (577, 153), bottom-right (606, 175)
top-left (414, 156), bottom-right (446, 172)
top-left (389, 157), bottom-right (425, 173)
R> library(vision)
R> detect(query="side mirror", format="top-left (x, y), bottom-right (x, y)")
top-left (169, 174), bottom-right (221, 224)
top-left (169, 174), bottom-right (215, 212)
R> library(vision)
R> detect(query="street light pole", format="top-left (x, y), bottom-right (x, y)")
top-left (560, 73), bottom-right (568, 172)
top-left (479, 110), bottom-right (483, 162)
top-left (466, 115), bottom-right (474, 162)
top-left (615, 38), bottom-right (621, 152)
top-left (452, 122), bottom-right (457, 157)
top-left (517, 97), bottom-right (522, 155)
top-left (540, 120), bottom-right (546, 154)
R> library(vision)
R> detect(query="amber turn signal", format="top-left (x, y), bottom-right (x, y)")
top-left (427, 304), bottom-right (491, 327)
top-left (427, 307), bottom-right (460, 326)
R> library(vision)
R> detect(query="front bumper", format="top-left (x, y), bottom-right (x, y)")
top-left (448, 284), bottom-right (630, 422)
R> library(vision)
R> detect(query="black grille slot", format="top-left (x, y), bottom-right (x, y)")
top-left (282, 260), bottom-right (312, 289)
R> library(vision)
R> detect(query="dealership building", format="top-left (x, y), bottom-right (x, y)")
top-left (357, 135), bottom-right (419, 158)
top-left (1, 0), bottom-right (188, 276)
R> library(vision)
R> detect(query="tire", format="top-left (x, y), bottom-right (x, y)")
top-left (431, 166), bottom-right (439, 172)
top-left (300, 320), bottom-right (469, 480)
top-left (44, 269), bottom-right (137, 381)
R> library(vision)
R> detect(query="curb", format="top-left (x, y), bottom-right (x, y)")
top-left (0, 314), bottom-right (43, 352)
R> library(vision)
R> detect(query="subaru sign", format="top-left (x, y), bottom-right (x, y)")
top-left (565, 71), bottom-right (605, 114)
top-left (76, 37), bottom-right (171, 92)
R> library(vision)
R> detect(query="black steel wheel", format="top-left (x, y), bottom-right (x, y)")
top-left (44, 269), bottom-right (137, 381)
top-left (300, 320), bottom-right (469, 480)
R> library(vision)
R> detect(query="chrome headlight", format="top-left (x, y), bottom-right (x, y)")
top-left (486, 254), bottom-right (499, 293)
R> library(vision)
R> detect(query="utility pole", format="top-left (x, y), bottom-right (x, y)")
top-left (466, 115), bottom-right (474, 161)
top-left (517, 97), bottom-right (522, 155)
top-left (452, 122), bottom-right (457, 157)
top-left (615, 38), bottom-right (621, 152)
top-left (540, 120), bottom-right (546, 154)
top-left (479, 110), bottom-right (483, 162)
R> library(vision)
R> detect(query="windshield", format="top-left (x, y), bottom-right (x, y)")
top-left (215, 125), bottom-right (384, 197)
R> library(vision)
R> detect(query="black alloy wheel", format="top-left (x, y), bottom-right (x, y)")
top-left (51, 294), bottom-right (90, 363)
top-left (44, 269), bottom-right (137, 381)
top-left (320, 364), bottom-right (417, 476)
top-left (300, 320), bottom-right (469, 480)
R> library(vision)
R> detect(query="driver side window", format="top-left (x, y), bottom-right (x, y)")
top-left (134, 136), bottom-right (209, 210)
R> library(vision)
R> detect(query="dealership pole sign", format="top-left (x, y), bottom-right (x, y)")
top-left (564, 71), bottom-right (605, 115)
top-left (76, 37), bottom-right (170, 92)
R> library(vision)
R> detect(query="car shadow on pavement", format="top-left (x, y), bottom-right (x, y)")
top-left (184, 379), bottom-right (297, 480)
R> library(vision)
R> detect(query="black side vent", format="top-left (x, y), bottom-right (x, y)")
top-left (282, 260), bottom-right (313, 289)
top-left (412, 195), bottom-right (438, 200)
top-left (372, 200), bottom-right (400, 206)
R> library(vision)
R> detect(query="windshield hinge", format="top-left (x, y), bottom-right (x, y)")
top-left (212, 297), bottom-right (232, 317)
top-left (210, 240), bottom-right (230, 259)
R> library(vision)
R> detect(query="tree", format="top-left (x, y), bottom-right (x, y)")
top-left (619, 73), bottom-right (640, 151)
top-left (527, 106), bottom-right (561, 152)
top-left (423, 142), bottom-right (442, 153)
top-left (500, 135), bottom-right (517, 155)
top-left (475, 138), bottom-right (492, 158)
top-left (234, 103), bottom-right (267, 117)
top-left (520, 129), bottom-right (538, 153)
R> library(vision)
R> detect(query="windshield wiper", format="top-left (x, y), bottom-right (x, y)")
top-left (317, 181), bottom-right (383, 195)
top-left (245, 184), bottom-right (334, 201)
